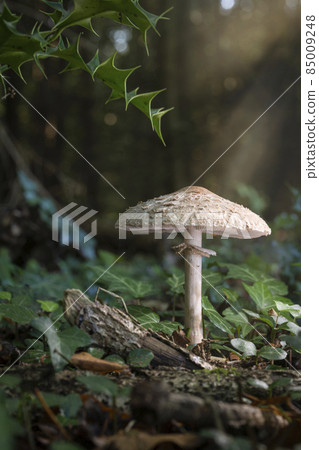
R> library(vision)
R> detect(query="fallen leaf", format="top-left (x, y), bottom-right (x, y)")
top-left (94, 430), bottom-right (203, 450)
top-left (71, 352), bottom-right (128, 374)
top-left (172, 329), bottom-right (190, 347)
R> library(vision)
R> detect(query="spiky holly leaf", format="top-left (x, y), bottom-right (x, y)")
top-left (0, 5), bottom-right (46, 78)
top-left (47, 0), bottom-right (170, 52)
top-left (0, 1), bottom-right (171, 143)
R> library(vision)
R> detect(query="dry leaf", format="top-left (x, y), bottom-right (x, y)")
top-left (71, 352), bottom-right (128, 374)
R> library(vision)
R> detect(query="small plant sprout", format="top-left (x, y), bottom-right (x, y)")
top-left (117, 186), bottom-right (271, 345)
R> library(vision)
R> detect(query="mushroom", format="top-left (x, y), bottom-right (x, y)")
top-left (117, 186), bottom-right (271, 345)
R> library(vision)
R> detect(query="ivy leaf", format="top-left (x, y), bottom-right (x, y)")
top-left (280, 334), bottom-right (301, 352)
top-left (167, 272), bottom-right (184, 295)
top-left (100, 271), bottom-right (154, 298)
top-left (31, 317), bottom-right (92, 371)
top-left (243, 282), bottom-right (275, 312)
top-left (31, 317), bottom-right (65, 371)
top-left (58, 327), bottom-right (92, 359)
top-left (222, 263), bottom-right (288, 296)
top-left (127, 348), bottom-right (154, 367)
top-left (202, 296), bottom-right (233, 334)
top-left (274, 301), bottom-right (301, 318)
top-left (202, 270), bottom-right (223, 294)
top-left (127, 305), bottom-right (159, 328)
top-left (37, 300), bottom-right (59, 312)
top-left (222, 263), bottom-right (262, 282)
top-left (222, 308), bottom-right (253, 338)
top-left (231, 338), bottom-right (257, 357)
top-left (0, 304), bottom-right (37, 324)
top-left (150, 321), bottom-right (182, 335)
top-left (258, 346), bottom-right (287, 361)
top-left (77, 375), bottom-right (118, 397)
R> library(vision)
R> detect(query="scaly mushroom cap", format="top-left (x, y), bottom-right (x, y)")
top-left (118, 186), bottom-right (271, 239)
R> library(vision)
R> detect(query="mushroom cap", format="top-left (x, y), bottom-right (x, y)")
top-left (118, 186), bottom-right (271, 239)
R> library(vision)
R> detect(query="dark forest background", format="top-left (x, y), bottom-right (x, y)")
top-left (0, 0), bottom-right (300, 263)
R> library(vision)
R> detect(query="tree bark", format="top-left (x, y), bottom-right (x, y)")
top-left (62, 289), bottom-right (214, 370)
top-left (131, 380), bottom-right (290, 432)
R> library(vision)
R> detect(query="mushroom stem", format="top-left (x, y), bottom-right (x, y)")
top-left (184, 227), bottom-right (203, 344)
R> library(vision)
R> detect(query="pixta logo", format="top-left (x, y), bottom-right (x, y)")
top-left (52, 203), bottom-right (98, 249)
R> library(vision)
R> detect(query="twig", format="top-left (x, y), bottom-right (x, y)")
top-left (34, 388), bottom-right (71, 441)
top-left (95, 286), bottom-right (132, 317)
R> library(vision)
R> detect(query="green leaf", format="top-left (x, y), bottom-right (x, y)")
top-left (222, 263), bottom-right (262, 282)
top-left (202, 270), bottom-right (223, 294)
top-left (127, 305), bottom-right (159, 328)
top-left (150, 321), bottom-right (182, 335)
top-left (0, 304), bottom-right (37, 324)
top-left (279, 321), bottom-right (301, 335)
top-left (167, 272), bottom-right (184, 295)
top-left (280, 334), bottom-right (301, 352)
top-left (51, 441), bottom-right (85, 450)
top-left (243, 282), bottom-right (275, 312)
top-left (222, 308), bottom-right (253, 338)
top-left (35, 392), bottom-right (81, 418)
top-left (31, 317), bottom-right (64, 371)
top-left (269, 377), bottom-right (293, 390)
top-left (0, 2), bottom-right (172, 142)
top-left (37, 300), bottom-right (59, 312)
top-left (99, 271), bottom-right (155, 298)
top-left (222, 264), bottom-right (288, 296)
top-left (220, 287), bottom-right (239, 303)
top-left (0, 375), bottom-right (21, 388)
top-left (258, 346), bottom-right (287, 361)
top-left (261, 277), bottom-right (288, 296)
top-left (247, 378), bottom-right (269, 390)
top-left (77, 375), bottom-right (119, 397)
top-left (242, 309), bottom-right (260, 318)
top-left (105, 354), bottom-right (126, 365)
top-left (274, 301), bottom-right (301, 318)
top-left (0, 291), bottom-right (11, 301)
top-left (231, 338), bottom-right (257, 357)
top-left (58, 326), bottom-right (92, 359)
top-left (31, 318), bottom-right (91, 370)
top-left (127, 348), bottom-right (154, 367)
top-left (50, 0), bottom-right (168, 47)
top-left (202, 296), bottom-right (233, 334)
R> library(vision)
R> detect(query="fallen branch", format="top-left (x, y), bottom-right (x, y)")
top-left (130, 381), bottom-right (290, 433)
top-left (62, 289), bottom-right (214, 370)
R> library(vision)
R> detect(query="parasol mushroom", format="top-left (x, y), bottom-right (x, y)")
top-left (117, 186), bottom-right (271, 345)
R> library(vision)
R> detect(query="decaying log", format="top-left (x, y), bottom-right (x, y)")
top-left (62, 289), bottom-right (215, 370)
top-left (131, 381), bottom-right (290, 432)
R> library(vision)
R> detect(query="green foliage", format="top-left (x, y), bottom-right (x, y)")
top-left (202, 296), bottom-right (232, 334)
top-left (0, 189), bottom-right (300, 369)
top-left (258, 346), bottom-right (287, 361)
top-left (230, 338), bottom-right (257, 357)
top-left (97, 270), bottom-right (156, 298)
top-left (31, 317), bottom-right (92, 370)
top-left (127, 304), bottom-right (182, 335)
top-left (127, 348), bottom-right (154, 367)
top-left (37, 300), bottom-right (59, 312)
top-left (77, 375), bottom-right (130, 398)
top-left (0, 1), bottom-right (172, 143)
top-left (0, 303), bottom-right (37, 323)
